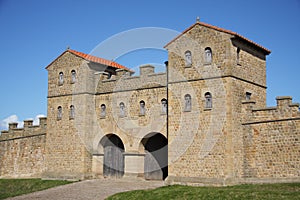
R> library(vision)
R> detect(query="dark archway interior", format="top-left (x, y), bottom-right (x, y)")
top-left (102, 134), bottom-right (124, 149)
top-left (143, 133), bottom-right (168, 180)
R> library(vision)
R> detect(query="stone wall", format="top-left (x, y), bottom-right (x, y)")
top-left (93, 65), bottom-right (168, 178)
top-left (167, 78), bottom-right (228, 178)
top-left (0, 117), bottom-right (47, 178)
top-left (1, 21), bottom-right (299, 185)
top-left (242, 96), bottom-right (300, 181)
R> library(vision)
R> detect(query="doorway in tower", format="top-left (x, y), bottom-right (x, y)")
top-left (141, 133), bottom-right (168, 180)
top-left (100, 134), bottom-right (124, 178)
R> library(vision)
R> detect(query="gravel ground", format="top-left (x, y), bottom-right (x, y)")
top-left (7, 178), bottom-right (164, 200)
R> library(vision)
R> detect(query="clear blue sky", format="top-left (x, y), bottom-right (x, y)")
top-left (0, 0), bottom-right (299, 129)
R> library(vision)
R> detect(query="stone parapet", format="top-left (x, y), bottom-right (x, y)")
top-left (0, 117), bottom-right (47, 141)
top-left (243, 96), bottom-right (300, 124)
top-left (242, 96), bottom-right (300, 179)
top-left (0, 117), bottom-right (47, 178)
top-left (97, 65), bottom-right (166, 94)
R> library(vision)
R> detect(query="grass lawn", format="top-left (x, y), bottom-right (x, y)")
top-left (107, 183), bottom-right (300, 200)
top-left (0, 178), bottom-right (72, 199)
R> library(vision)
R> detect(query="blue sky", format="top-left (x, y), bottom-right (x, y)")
top-left (0, 0), bottom-right (299, 130)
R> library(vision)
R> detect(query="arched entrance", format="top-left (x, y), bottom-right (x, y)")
top-left (100, 134), bottom-right (124, 178)
top-left (141, 133), bottom-right (168, 180)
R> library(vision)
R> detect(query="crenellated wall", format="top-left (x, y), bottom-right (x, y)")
top-left (242, 97), bottom-right (300, 182)
top-left (0, 117), bottom-right (47, 178)
top-left (1, 21), bottom-right (299, 185)
top-left (96, 65), bottom-right (167, 94)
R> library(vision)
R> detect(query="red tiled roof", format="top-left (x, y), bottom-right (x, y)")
top-left (164, 21), bottom-right (271, 55)
top-left (67, 49), bottom-right (132, 71)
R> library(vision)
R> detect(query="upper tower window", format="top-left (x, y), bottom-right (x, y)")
top-left (71, 70), bottom-right (76, 83)
top-left (184, 94), bottom-right (192, 112)
top-left (204, 47), bottom-right (212, 64)
top-left (246, 92), bottom-right (252, 101)
top-left (205, 92), bottom-right (212, 109)
top-left (57, 106), bottom-right (62, 120)
top-left (58, 72), bottom-right (64, 85)
top-left (184, 50), bottom-right (192, 67)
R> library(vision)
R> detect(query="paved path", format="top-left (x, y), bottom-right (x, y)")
top-left (7, 178), bottom-right (164, 200)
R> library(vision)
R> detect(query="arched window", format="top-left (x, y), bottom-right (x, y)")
top-left (119, 102), bottom-right (125, 117)
top-left (57, 106), bottom-right (62, 120)
top-left (205, 92), bottom-right (212, 108)
top-left (100, 104), bottom-right (106, 118)
top-left (71, 70), bottom-right (76, 83)
top-left (184, 94), bottom-right (191, 112)
top-left (161, 98), bottom-right (167, 114)
top-left (204, 47), bottom-right (212, 64)
top-left (139, 100), bottom-right (145, 115)
top-left (69, 105), bottom-right (75, 119)
top-left (184, 50), bottom-right (192, 67)
top-left (58, 72), bottom-right (64, 85)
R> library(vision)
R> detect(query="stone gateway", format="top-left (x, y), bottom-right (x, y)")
top-left (1, 21), bottom-right (299, 186)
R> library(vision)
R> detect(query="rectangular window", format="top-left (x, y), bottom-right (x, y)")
top-left (246, 92), bottom-right (252, 100)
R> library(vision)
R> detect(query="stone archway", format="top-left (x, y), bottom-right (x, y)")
top-left (141, 133), bottom-right (168, 180)
top-left (100, 134), bottom-right (125, 178)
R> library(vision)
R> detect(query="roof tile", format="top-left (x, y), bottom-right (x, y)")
top-left (67, 49), bottom-right (133, 71)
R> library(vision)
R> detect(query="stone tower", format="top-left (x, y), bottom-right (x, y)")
top-left (0, 20), bottom-right (293, 185)
top-left (164, 21), bottom-right (271, 184)
top-left (44, 49), bottom-right (132, 179)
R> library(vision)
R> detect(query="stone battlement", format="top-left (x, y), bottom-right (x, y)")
top-left (96, 64), bottom-right (167, 94)
top-left (242, 96), bottom-right (300, 124)
top-left (0, 117), bottom-right (47, 141)
top-left (0, 117), bottom-right (47, 178)
top-left (1, 21), bottom-right (299, 184)
top-left (242, 96), bottom-right (300, 180)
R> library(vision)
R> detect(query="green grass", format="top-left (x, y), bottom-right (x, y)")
top-left (107, 183), bottom-right (300, 200)
top-left (0, 178), bottom-right (72, 199)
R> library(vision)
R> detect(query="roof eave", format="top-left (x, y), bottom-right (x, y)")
top-left (88, 60), bottom-right (135, 73)
top-left (234, 35), bottom-right (271, 55)
top-left (68, 49), bottom-right (134, 72)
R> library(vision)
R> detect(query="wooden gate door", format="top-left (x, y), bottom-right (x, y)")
top-left (103, 137), bottom-right (124, 178)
